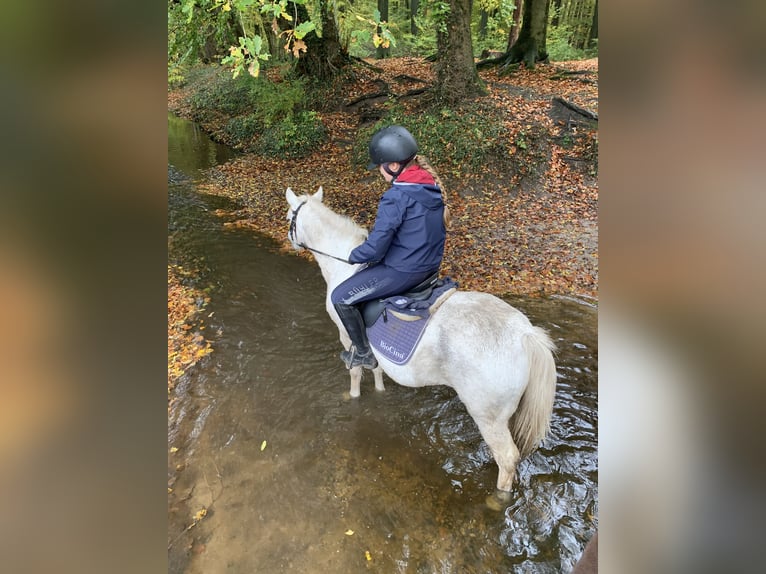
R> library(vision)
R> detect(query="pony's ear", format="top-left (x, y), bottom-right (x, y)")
top-left (286, 187), bottom-right (299, 208)
top-left (313, 186), bottom-right (324, 202)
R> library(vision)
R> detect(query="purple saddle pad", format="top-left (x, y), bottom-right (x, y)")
top-left (367, 312), bottom-right (430, 365)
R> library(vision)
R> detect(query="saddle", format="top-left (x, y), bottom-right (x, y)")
top-left (362, 274), bottom-right (458, 365)
top-left (361, 272), bottom-right (439, 327)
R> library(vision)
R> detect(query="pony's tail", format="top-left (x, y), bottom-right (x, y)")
top-left (511, 326), bottom-right (557, 458)
top-left (415, 155), bottom-right (451, 229)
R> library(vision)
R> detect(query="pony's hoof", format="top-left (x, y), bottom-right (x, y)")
top-left (485, 489), bottom-right (512, 511)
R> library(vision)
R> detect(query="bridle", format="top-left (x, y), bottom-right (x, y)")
top-left (288, 201), bottom-right (352, 264)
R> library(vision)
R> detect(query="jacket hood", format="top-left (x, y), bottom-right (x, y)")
top-left (394, 165), bottom-right (443, 209)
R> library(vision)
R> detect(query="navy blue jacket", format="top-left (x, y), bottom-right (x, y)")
top-left (349, 167), bottom-right (446, 273)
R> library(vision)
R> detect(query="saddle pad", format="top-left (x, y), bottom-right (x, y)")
top-left (366, 278), bottom-right (458, 365)
top-left (367, 311), bottom-right (430, 365)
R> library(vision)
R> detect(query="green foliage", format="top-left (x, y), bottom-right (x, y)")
top-left (256, 111), bottom-right (327, 157)
top-left (168, 0), bottom-right (239, 82)
top-left (168, 63), bottom-right (188, 90)
top-left (189, 66), bottom-right (309, 120)
top-left (395, 31), bottom-right (437, 58)
top-left (257, 78), bottom-right (308, 126)
top-left (344, 6), bottom-right (399, 58)
top-left (546, 0), bottom-right (599, 60)
top-left (187, 67), bottom-right (326, 155)
top-left (354, 103), bottom-right (511, 173)
top-left (189, 72), bottom-right (263, 116)
top-left (224, 114), bottom-right (263, 142)
top-left (429, 0), bottom-right (451, 35)
top-left (472, 1), bottom-right (517, 57)
top-left (546, 24), bottom-right (586, 61)
top-left (515, 130), bottom-right (528, 150)
top-left (221, 35), bottom-right (271, 79)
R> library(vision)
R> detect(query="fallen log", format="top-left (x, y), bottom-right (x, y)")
top-left (552, 97), bottom-right (598, 121)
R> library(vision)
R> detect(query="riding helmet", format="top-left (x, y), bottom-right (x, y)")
top-left (367, 125), bottom-right (418, 170)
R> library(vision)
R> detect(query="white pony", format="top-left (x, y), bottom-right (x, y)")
top-left (285, 186), bottom-right (557, 503)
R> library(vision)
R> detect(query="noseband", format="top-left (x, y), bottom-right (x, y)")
top-left (289, 201), bottom-right (352, 264)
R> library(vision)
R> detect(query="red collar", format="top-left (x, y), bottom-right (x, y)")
top-left (396, 165), bottom-right (435, 185)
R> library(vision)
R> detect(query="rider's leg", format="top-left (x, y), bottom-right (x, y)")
top-left (333, 303), bottom-right (377, 370)
top-left (331, 265), bottom-right (438, 370)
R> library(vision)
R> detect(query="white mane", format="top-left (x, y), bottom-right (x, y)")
top-left (301, 194), bottom-right (368, 249)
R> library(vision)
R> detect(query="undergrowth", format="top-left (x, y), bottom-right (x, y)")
top-left (185, 65), bottom-right (328, 157)
top-left (352, 102), bottom-right (513, 176)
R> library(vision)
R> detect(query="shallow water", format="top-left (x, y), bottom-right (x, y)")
top-left (168, 113), bottom-right (598, 573)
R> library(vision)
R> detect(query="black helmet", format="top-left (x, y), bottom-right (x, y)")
top-left (367, 125), bottom-right (418, 170)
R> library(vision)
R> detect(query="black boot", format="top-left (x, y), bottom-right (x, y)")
top-left (334, 303), bottom-right (378, 370)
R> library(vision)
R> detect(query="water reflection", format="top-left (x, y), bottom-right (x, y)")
top-left (168, 112), bottom-right (237, 178)
top-left (168, 114), bottom-right (597, 573)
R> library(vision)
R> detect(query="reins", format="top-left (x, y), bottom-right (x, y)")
top-left (289, 201), bottom-right (352, 264)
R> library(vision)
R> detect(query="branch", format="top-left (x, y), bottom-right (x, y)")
top-left (551, 69), bottom-right (594, 77)
top-left (350, 56), bottom-right (384, 73)
top-left (552, 97), bottom-right (598, 121)
top-left (345, 91), bottom-right (390, 106)
top-left (393, 74), bottom-right (428, 84)
top-left (476, 53), bottom-right (509, 69)
top-left (551, 71), bottom-right (597, 85)
top-left (400, 87), bottom-right (429, 97)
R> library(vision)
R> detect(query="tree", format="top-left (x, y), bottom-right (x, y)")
top-left (550, 0), bottom-right (562, 27)
top-left (293, 0), bottom-right (352, 79)
top-left (409, 0), bottom-right (420, 35)
top-left (478, 8), bottom-right (490, 39)
top-left (587, 0), bottom-right (597, 48)
top-left (505, 0), bottom-right (550, 68)
top-left (433, 0), bottom-right (486, 103)
top-left (508, 0), bottom-right (523, 49)
top-left (376, 0), bottom-right (391, 59)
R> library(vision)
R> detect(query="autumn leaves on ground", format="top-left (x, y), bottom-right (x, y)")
top-left (168, 57), bottom-right (598, 393)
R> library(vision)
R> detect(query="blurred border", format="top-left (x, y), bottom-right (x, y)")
top-left (600, 0), bottom-right (765, 571)
top-left (2, 0), bottom-right (765, 572)
top-left (0, 1), bottom-right (168, 572)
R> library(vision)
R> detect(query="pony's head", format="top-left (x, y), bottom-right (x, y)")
top-left (285, 186), bottom-right (323, 251)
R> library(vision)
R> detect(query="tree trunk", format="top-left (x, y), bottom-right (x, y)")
top-left (550, 0), bottom-right (562, 27)
top-left (506, 0), bottom-right (550, 69)
top-left (478, 9), bottom-right (489, 39)
top-left (588, 0), bottom-right (598, 48)
top-left (376, 0), bottom-right (391, 59)
top-left (507, 0), bottom-right (524, 50)
top-left (410, 0), bottom-right (420, 35)
top-left (433, 0), bottom-right (486, 103)
top-left (293, 0), bottom-right (351, 80)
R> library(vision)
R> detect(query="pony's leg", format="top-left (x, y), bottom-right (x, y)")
top-left (349, 366), bottom-right (363, 398)
top-left (336, 325), bottom-right (382, 396)
top-left (473, 416), bottom-right (521, 508)
top-left (372, 366), bottom-right (385, 391)
top-left (336, 328), bottom-right (363, 397)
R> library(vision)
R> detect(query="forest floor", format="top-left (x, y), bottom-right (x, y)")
top-left (168, 56), bottom-right (598, 390)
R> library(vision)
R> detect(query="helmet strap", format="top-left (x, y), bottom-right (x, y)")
top-left (383, 156), bottom-right (414, 182)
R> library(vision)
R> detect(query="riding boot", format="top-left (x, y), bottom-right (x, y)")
top-left (334, 303), bottom-right (378, 370)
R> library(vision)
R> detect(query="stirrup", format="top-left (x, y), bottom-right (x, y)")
top-left (340, 346), bottom-right (378, 370)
